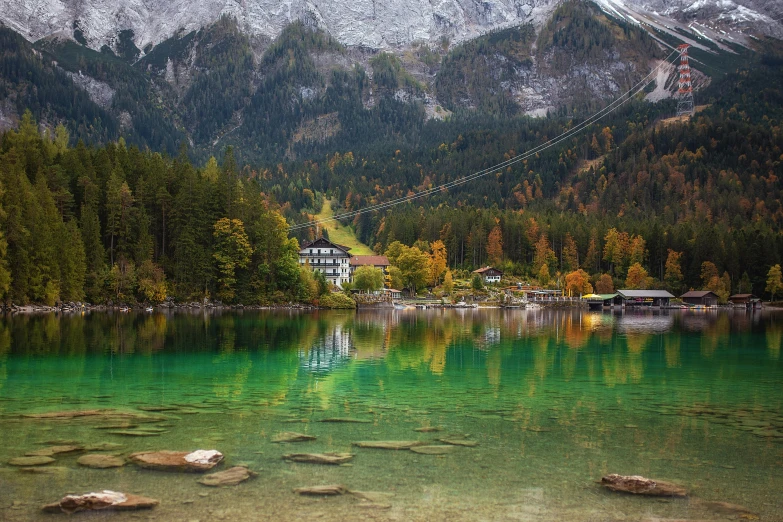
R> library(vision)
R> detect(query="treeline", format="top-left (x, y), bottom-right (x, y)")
top-left (0, 112), bottom-right (326, 306)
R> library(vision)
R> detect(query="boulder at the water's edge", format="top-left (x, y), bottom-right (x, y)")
top-left (42, 490), bottom-right (159, 514)
top-left (600, 474), bottom-right (687, 497)
top-left (128, 449), bottom-right (223, 472)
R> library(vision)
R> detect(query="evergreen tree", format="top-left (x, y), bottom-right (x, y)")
top-left (60, 219), bottom-right (87, 302)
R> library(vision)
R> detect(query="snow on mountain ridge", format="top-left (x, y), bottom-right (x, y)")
top-left (0, 0), bottom-right (560, 51)
top-left (1, 0), bottom-right (780, 55)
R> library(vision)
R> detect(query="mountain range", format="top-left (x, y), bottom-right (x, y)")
top-left (1, 0), bottom-right (781, 162)
top-left (3, 0), bottom-right (781, 50)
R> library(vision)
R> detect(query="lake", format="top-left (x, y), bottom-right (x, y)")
top-left (0, 308), bottom-right (781, 521)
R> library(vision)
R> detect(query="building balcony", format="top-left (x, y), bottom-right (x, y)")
top-left (300, 260), bottom-right (344, 266)
top-left (299, 252), bottom-right (349, 258)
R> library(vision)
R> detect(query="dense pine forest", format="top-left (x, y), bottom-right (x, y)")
top-left (0, 115), bottom-right (319, 306)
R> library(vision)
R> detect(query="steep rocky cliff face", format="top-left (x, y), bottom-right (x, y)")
top-left (3, 0), bottom-right (780, 56)
top-left (1, 0), bottom-right (561, 52)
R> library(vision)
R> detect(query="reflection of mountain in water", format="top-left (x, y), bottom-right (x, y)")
top-left (298, 324), bottom-right (354, 373)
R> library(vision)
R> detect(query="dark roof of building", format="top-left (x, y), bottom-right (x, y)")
top-left (617, 289), bottom-right (675, 298)
top-left (680, 290), bottom-right (719, 298)
top-left (473, 266), bottom-right (503, 275)
top-left (730, 294), bottom-right (759, 299)
top-left (349, 255), bottom-right (390, 267)
top-left (300, 237), bottom-right (352, 254)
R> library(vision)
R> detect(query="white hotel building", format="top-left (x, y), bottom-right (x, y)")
top-left (298, 237), bottom-right (352, 288)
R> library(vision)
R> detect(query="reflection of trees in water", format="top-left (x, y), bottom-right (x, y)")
top-left (665, 335), bottom-right (681, 368)
top-left (700, 314), bottom-right (730, 358)
top-left (767, 324), bottom-right (781, 359)
top-left (1, 309), bottom-right (780, 398)
top-left (0, 322), bottom-right (9, 396)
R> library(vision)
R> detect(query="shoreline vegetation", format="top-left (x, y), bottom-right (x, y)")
top-left (5, 299), bottom-right (781, 315)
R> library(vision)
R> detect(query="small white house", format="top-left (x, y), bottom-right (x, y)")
top-left (299, 237), bottom-right (352, 288)
top-left (473, 266), bottom-right (503, 284)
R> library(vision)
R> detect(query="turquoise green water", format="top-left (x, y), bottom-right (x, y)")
top-left (0, 309), bottom-right (781, 521)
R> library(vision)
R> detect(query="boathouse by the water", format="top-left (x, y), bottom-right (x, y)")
top-left (583, 293), bottom-right (618, 309)
top-left (616, 289), bottom-right (675, 307)
top-left (729, 294), bottom-right (761, 308)
top-left (680, 290), bottom-right (719, 307)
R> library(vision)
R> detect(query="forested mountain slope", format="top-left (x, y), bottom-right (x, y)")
top-left (1, 1), bottom-right (769, 164)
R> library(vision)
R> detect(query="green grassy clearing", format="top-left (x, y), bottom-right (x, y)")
top-left (314, 199), bottom-right (374, 255)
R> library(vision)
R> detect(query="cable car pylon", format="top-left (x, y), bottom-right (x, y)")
top-left (676, 44), bottom-right (695, 117)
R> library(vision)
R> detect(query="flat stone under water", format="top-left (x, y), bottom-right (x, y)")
top-left (0, 308), bottom-right (781, 521)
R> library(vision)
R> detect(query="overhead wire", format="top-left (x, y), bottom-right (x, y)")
top-left (289, 48), bottom-right (680, 231)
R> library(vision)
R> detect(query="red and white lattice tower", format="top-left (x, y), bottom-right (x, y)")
top-left (676, 44), bottom-right (694, 117)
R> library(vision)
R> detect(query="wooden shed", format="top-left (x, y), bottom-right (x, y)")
top-left (729, 294), bottom-right (761, 309)
top-left (680, 290), bottom-right (719, 307)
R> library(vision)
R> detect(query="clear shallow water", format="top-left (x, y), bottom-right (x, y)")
top-left (0, 308), bottom-right (781, 521)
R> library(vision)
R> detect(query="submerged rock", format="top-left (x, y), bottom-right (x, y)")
top-left (319, 418), bottom-right (372, 423)
top-left (601, 474), bottom-right (688, 497)
top-left (414, 426), bottom-right (441, 433)
top-left (272, 432), bottom-right (316, 443)
top-left (9, 456), bottom-right (56, 466)
top-left (94, 423), bottom-right (138, 430)
top-left (107, 430), bottom-right (162, 437)
top-left (351, 491), bottom-right (395, 503)
top-left (437, 438), bottom-right (478, 447)
top-left (697, 500), bottom-right (758, 518)
top-left (26, 445), bottom-right (83, 457)
top-left (24, 409), bottom-right (166, 422)
top-left (129, 450), bottom-right (223, 472)
top-left (353, 441), bottom-right (426, 450)
top-left (23, 409), bottom-right (111, 420)
top-left (356, 502), bottom-right (392, 510)
top-left (77, 454), bottom-right (126, 468)
top-left (18, 466), bottom-right (69, 474)
top-left (41, 490), bottom-right (159, 514)
top-left (293, 485), bottom-right (348, 496)
top-left (84, 442), bottom-right (124, 451)
top-left (198, 466), bottom-right (256, 487)
top-left (283, 452), bottom-right (353, 465)
top-left (410, 445), bottom-right (456, 455)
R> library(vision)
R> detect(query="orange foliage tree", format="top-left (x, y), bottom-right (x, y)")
top-left (625, 263), bottom-right (649, 289)
top-left (429, 240), bottom-right (448, 286)
top-left (486, 224), bottom-right (503, 267)
top-left (664, 250), bottom-right (684, 293)
top-left (595, 273), bottom-right (614, 294)
top-left (565, 269), bottom-right (593, 297)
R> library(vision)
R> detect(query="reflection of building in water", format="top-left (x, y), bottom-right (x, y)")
top-left (482, 326), bottom-right (501, 347)
top-left (299, 324), bottom-right (354, 373)
top-left (617, 313), bottom-right (675, 334)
